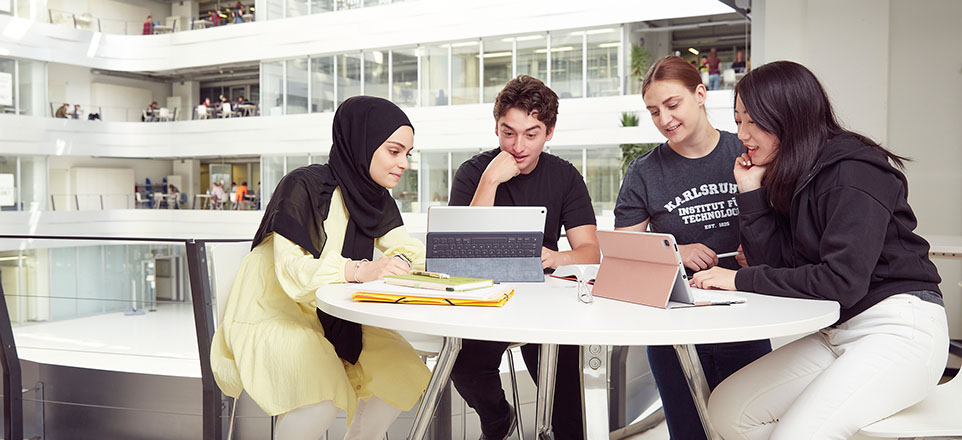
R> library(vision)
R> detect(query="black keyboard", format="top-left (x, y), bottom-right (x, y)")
top-left (426, 232), bottom-right (544, 259)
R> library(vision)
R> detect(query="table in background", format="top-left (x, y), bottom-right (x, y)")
top-left (317, 278), bottom-right (839, 440)
top-left (192, 194), bottom-right (210, 210)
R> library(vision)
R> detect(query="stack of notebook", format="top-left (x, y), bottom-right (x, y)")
top-left (351, 274), bottom-right (513, 307)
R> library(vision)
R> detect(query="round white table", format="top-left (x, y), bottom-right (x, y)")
top-left (316, 278), bottom-right (839, 440)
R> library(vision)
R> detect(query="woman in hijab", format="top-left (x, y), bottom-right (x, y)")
top-left (211, 96), bottom-right (430, 439)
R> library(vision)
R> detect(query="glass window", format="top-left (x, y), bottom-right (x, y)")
top-left (419, 152), bottom-right (449, 212)
top-left (261, 156), bottom-right (285, 205)
top-left (286, 155), bottom-right (309, 172)
top-left (391, 48), bottom-right (418, 107)
top-left (364, 50), bottom-right (389, 99)
top-left (587, 28), bottom-right (621, 97)
top-left (310, 56), bottom-right (335, 113)
top-left (18, 60), bottom-right (44, 116)
top-left (0, 58), bottom-right (14, 115)
top-left (586, 147), bottom-right (621, 215)
top-left (336, 53), bottom-right (362, 106)
top-left (286, 0), bottom-right (308, 17)
top-left (419, 44), bottom-right (449, 107)
top-left (550, 148), bottom-right (584, 174)
top-left (451, 41), bottom-right (479, 105)
top-left (310, 0), bottom-right (334, 13)
top-left (20, 156), bottom-right (46, 211)
top-left (451, 150), bottom-right (478, 174)
top-left (393, 152), bottom-right (418, 212)
top-left (515, 34), bottom-right (547, 82)
top-left (261, 61), bottom-right (285, 116)
top-left (482, 37), bottom-right (512, 103)
top-left (286, 58), bottom-right (309, 114)
top-left (0, 156), bottom-right (16, 211)
top-left (550, 31), bottom-right (584, 99)
top-left (310, 155), bottom-right (328, 164)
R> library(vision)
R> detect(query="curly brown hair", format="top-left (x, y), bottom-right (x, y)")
top-left (493, 75), bottom-right (559, 131)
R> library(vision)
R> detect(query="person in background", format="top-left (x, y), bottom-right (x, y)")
top-left (693, 60), bottom-right (948, 440)
top-left (235, 181), bottom-right (249, 210)
top-left (210, 182), bottom-right (227, 209)
top-left (55, 103), bottom-right (69, 118)
top-left (142, 15), bottom-right (154, 35)
top-left (230, 181), bottom-right (237, 195)
top-left (256, 181), bottom-right (262, 209)
top-left (210, 96), bottom-right (429, 440)
top-left (614, 55), bottom-right (771, 440)
top-left (168, 184), bottom-right (181, 209)
top-left (706, 48), bottom-right (722, 90)
top-left (143, 101), bottom-right (159, 122)
top-left (699, 56), bottom-right (709, 73)
top-left (232, 2), bottom-right (245, 23)
top-left (72, 104), bottom-right (82, 120)
top-left (731, 50), bottom-right (747, 73)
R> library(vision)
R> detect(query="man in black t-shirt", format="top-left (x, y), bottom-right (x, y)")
top-left (449, 75), bottom-right (599, 440)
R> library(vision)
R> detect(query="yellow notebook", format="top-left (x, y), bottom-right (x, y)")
top-left (352, 281), bottom-right (514, 307)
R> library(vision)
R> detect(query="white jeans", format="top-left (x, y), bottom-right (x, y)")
top-left (708, 293), bottom-right (948, 440)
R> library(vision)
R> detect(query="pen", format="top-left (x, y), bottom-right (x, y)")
top-left (393, 253), bottom-right (413, 269)
top-left (717, 251), bottom-right (739, 258)
top-left (411, 270), bottom-right (451, 279)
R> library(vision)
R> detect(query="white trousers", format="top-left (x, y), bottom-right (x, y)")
top-left (708, 293), bottom-right (949, 440)
top-left (273, 396), bottom-right (402, 440)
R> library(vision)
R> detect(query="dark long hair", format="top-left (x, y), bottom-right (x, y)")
top-left (734, 61), bottom-right (908, 215)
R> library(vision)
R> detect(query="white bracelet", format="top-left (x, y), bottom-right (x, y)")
top-left (352, 259), bottom-right (368, 283)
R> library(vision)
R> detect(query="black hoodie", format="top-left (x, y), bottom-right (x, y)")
top-left (734, 134), bottom-right (942, 324)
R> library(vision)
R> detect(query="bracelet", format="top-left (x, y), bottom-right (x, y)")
top-left (352, 259), bottom-right (369, 283)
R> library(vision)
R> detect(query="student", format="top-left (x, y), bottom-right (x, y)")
top-left (448, 75), bottom-right (600, 440)
top-left (210, 96), bottom-right (430, 440)
top-left (613, 55), bottom-right (771, 440)
top-left (692, 61), bottom-right (948, 439)
top-left (142, 15), bottom-right (154, 35)
top-left (235, 181), bottom-right (248, 210)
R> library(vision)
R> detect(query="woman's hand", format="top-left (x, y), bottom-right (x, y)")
top-left (353, 256), bottom-right (411, 283)
top-left (678, 243), bottom-right (719, 271)
top-left (691, 266), bottom-right (737, 290)
top-left (735, 244), bottom-right (748, 268)
top-left (733, 153), bottom-right (767, 193)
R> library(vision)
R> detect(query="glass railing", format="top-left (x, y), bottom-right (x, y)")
top-left (46, 193), bottom-right (260, 211)
top-left (0, 234), bottom-right (253, 439)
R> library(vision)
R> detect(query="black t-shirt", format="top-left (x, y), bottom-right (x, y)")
top-left (614, 130), bottom-right (745, 270)
top-left (449, 148), bottom-right (596, 251)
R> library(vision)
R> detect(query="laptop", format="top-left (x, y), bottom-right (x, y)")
top-left (592, 230), bottom-right (745, 308)
top-left (426, 206), bottom-right (547, 282)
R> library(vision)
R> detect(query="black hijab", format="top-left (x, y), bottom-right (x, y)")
top-left (251, 96), bottom-right (413, 363)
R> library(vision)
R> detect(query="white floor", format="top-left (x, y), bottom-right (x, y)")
top-left (13, 303), bottom-right (201, 377)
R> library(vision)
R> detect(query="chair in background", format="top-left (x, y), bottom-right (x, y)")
top-left (858, 371), bottom-right (962, 439)
top-left (209, 241), bottom-right (258, 440)
top-left (221, 102), bottom-right (232, 118)
top-left (722, 68), bottom-right (736, 88)
top-left (197, 105), bottom-right (209, 120)
top-left (159, 107), bottom-right (171, 122)
top-left (152, 192), bottom-right (165, 209)
top-left (134, 192), bottom-right (149, 208)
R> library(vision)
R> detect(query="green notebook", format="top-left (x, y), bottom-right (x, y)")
top-left (384, 274), bottom-right (494, 292)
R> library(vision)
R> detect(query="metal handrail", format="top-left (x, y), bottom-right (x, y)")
top-left (0, 234), bottom-right (251, 440)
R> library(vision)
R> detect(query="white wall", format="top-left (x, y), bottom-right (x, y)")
top-left (47, 63), bottom-right (172, 121)
top-left (172, 80), bottom-right (199, 121)
top-left (47, 0), bottom-right (171, 32)
top-left (48, 156), bottom-right (173, 189)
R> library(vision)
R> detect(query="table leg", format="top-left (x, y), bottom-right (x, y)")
top-left (580, 344), bottom-right (609, 439)
top-left (408, 336), bottom-right (461, 440)
top-left (673, 344), bottom-right (719, 440)
top-left (535, 343), bottom-right (559, 440)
